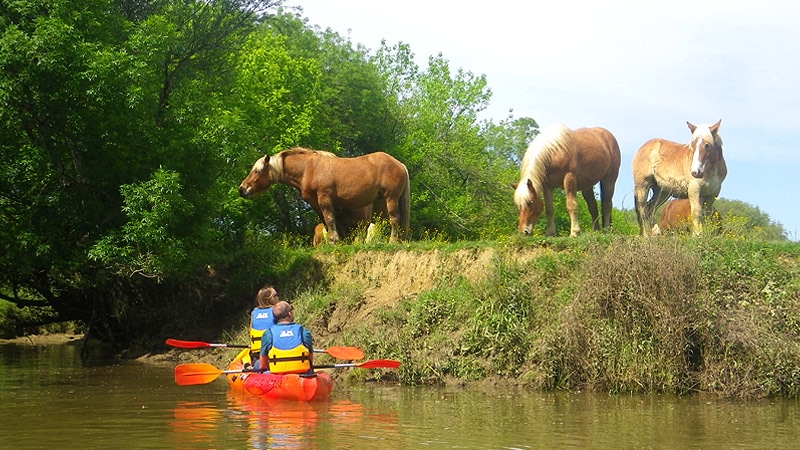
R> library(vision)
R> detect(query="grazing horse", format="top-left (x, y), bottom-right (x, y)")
top-left (239, 148), bottom-right (410, 242)
top-left (632, 120), bottom-right (725, 236)
top-left (653, 198), bottom-right (721, 235)
top-left (512, 123), bottom-right (621, 237)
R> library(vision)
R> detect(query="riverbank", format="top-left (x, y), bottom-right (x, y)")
top-left (11, 235), bottom-right (800, 400)
top-left (0, 333), bottom-right (84, 346)
top-left (260, 236), bottom-right (800, 399)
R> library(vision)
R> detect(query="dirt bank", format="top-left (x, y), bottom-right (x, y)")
top-left (0, 333), bottom-right (84, 346)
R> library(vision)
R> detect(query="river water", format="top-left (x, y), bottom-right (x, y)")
top-left (2, 338), bottom-right (800, 449)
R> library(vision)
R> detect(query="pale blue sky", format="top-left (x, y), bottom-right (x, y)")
top-left (289, 0), bottom-right (800, 239)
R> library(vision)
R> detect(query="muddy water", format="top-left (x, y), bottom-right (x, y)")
top-left (1, 340), bottom-right (799, 449)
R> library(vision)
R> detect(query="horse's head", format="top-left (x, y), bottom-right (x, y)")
top-left (238, 155), bottom-right (277, 198)
top-left (512, 179), bottom-right (544, 235)
top-left (687, 120), bottom-right (723, 178)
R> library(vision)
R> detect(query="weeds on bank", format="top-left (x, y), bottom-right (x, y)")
top-left (223, 231), bottom-right (800, 398)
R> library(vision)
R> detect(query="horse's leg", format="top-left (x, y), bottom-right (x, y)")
top-left (600, 177), bottom-right (616, 229)
top-left (543, 187), bottom-right (557, 236)
top-left (687, 185), bottom-right (703, 235)
top-left (633, 180), bottom-right (652, 235)
top-left (639, 184), bottom-right (668, 236)
top-left (318, 204), bottom-right (340, 243)
top-left (384, 197), bottom-right (401, 243)
top-left (563, 174), bottom-right (580, 237)
top-left (581, 187), bottom-right (600, 231)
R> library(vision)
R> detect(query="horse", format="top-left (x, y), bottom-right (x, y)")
top-left (632, 120), bottom-right (725, 236)
top-left (512, 123), bottom-right (621, 237)
top-left (652, 198), bottom-right (721, 235)
top-left (239, 148), bottom-right (411, 242)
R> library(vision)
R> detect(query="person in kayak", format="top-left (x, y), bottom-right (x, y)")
top-left (259, 301), bottom-right (314, 374)
top-left (248, 285), bottom-right (280, 369)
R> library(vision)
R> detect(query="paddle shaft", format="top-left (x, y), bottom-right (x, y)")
top-left (165, 339), bottom-right (364, 359)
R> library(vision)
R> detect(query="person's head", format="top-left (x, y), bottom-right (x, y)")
top-left (272, 301), bottom-right (294, 324)
top-left (255, 286), bottom-right (279, 308)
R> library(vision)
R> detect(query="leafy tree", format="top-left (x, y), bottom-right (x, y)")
top-left (0, 0), bottom-right (276, 341)
top-left (715, 198), bottom-right (789, 241)
top-left (372, 43), bottom-right (533, 239)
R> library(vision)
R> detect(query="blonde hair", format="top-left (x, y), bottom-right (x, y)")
top-left (255, 286), bottom-right (279, 308)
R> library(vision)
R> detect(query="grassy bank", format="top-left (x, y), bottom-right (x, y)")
top-left (219, 234), bottom-right (800, 399)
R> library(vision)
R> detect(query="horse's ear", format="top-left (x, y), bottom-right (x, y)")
top-left (709, 119), bottom-right (721, 134)
top-left (510, 182), bottom-right (518, 190)
top-left (687, 122), bottom-right (697, 134)
top-left (526, 178), bottom-right (535, 193)
top-left (264, 155), bottom-right (270, 163)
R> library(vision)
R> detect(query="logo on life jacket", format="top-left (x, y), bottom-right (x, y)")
top-left (279, 330), bottom-right (295, 338)
top-left (255, 312), bottom-right (270, 319)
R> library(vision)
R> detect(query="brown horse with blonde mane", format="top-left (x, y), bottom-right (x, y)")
top-left (653, 198), bottom-right (721, 235)
top-left (632, 120), bottom-right (725, 236)
top-left (239, 148), bottom-right (410, 242)
top-left (512, 123), bottom-right (621, 237)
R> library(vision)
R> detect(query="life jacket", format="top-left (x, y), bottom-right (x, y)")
top-left (250, 307), bottom-right (274, 361)
top-left (266, 323), bottom-right (311, 374)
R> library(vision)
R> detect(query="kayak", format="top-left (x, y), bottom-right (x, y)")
top-left (226, 349), bottom-right (333, 402)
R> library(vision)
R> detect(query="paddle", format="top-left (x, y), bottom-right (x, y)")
top-left (174, 359), bottom-right (401, 386)
top-left (165, 338), bottom-right (364, 360)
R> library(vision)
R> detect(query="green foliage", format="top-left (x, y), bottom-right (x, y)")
top-left (373, 43), bottom-right (529, 240)
top-left (307, 237), bottom-right (800, 398)
top-left (89, 169), bottom-right (198, 279)
top-left (1, 0), bottom-right (795, 363)
top-left (714, 198), bottom-right (789, 241)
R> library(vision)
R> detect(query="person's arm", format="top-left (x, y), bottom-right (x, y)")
top-left (259, 330), bottom-right (272, 370)
top-left (302, 327), bottom-right (313, 363)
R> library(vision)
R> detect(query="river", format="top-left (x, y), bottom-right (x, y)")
top-left (2, 338), bottom-right (799, 449)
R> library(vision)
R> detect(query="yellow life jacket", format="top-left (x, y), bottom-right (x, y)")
top-left (267, 345), bottom-right (311, 374)
top-left (249, 327), bottom-right (266, 362)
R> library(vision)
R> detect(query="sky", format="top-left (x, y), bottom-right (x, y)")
top-left (287, 0), bottom-right (800, 240)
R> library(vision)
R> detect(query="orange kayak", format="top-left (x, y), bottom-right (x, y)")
top-left (226, 349), bottom-right (333, 402)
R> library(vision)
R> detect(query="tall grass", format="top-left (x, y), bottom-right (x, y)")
top-left (221, 233), bottom-right (800, 399)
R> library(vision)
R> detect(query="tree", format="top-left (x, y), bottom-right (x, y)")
top-left (714, 198), bottom-right (789, 241)
top-left (373, 43), bottom-right (531, 239)
top-left (0, 0), bottom-right (276, 341)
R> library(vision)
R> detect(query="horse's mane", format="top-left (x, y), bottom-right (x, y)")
top-left (281, 147), bottom-right (336, 157)
top-left (691, 124), bottom-right (723, 148)
top-left (268, 147), bottom-right (337, 178)
top-left (514, 123), bottom-right (571, 207)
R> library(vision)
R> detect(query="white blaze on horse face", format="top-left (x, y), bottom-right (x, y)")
top-left (238, 156), bottom-right (270, 198)
top-left (689, 125), bottom-right (714, 178)
top-left (514, 181), bottom-right (538, 235)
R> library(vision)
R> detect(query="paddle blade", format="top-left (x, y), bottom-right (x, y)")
top-left (323, 346), bottom-right (365, 360)
top-left (166, 338), bottom-right (211, 349)
top-left (174, 363), bottom-right (224, 386)
top-left (357, 359), bottom-right (401, 369)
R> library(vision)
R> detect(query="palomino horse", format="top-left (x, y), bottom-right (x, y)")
top-left (239, 148), bottom-right (410, 242)
top-left (632, 120), bottom-right (725, 236)
top-left (512, 123), bottom-right (621, 237)
top-left (653, 198), bottom-right (721, 235)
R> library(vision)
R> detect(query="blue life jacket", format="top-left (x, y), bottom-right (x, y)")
top-left (250, 307), bottom-right (274, 361)
top-left (266, 323), bottom-right (311, 374)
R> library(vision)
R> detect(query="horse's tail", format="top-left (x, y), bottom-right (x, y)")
top-left (400, 164), bottom-right (411, 240)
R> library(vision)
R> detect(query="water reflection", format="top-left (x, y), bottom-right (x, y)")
top-left (171, 390), bottom-right (401, 449)
top-left (3, 340), bottom-right (800, 449)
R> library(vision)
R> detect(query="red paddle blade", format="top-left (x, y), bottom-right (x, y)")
top-left (174, 363), bottom-right (224, 386)
top-left (323, 346), bottom-right (365, 360)
top-left (166, 338), bottom-right (211, 349)
top-left (356, 359), bottom-right (401, 369)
